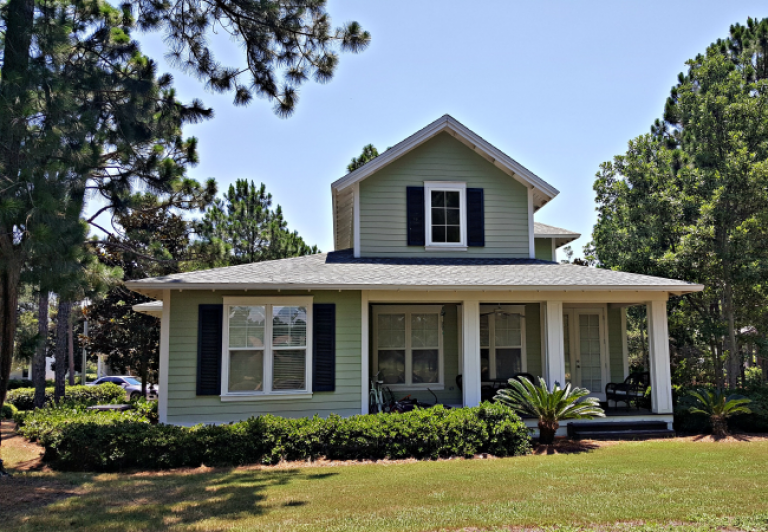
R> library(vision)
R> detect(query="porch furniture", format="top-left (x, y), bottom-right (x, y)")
top-left (456, 373), bottom-right (540, 402)
top-left (605, 372), bottom-right (650, 409)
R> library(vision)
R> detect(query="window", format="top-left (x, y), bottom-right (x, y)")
top-left (373, 305), bottom-right (444, 389)
top-left (222, 297), bottom-right (312, 397)
top-left (424, 182), bottom-right (466, 248)
top-left (480, 305), bottom-right (526, 381)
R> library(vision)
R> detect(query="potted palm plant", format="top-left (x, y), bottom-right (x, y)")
top-left (495, 377), bottom-right (605, 444)
top-left (687, 389), bottom-right (752, 438)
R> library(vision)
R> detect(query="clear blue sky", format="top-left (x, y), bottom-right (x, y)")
top-left (117, 1), bottom-right (768, 259)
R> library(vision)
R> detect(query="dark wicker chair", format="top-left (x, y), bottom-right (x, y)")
top-left (605, 372), bottom-right (650, 409)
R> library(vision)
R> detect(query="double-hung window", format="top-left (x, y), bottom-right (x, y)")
top-left (222, 297), bottom-right (312, 398)
top-left (424, 182), bottom-right (466, 248)
top-left (480, 305), bottom-right (526, 381)
top-left (373, 305), bottom-right (444, 389)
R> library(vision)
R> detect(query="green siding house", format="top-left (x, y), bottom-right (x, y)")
top-left (128, 115), bottom-right (703, 434)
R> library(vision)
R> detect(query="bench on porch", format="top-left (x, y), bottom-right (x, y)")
top-left (605, 372), bottom-right (650, 409)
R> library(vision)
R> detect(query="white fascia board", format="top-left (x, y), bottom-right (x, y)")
top-left (330, 115), bottom-right (559, 202)
top-left (125, 281), bottom-right (705, 293)
top-left (534, 233), bottom-right (581, 239)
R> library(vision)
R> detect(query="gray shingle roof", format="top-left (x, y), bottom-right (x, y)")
top-left (126, 249), bottom-right (703, 294)
top-left (533, 222), bottom-right (579, 237)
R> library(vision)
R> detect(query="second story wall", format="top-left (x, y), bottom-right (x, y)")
top-left (359, 133), bottom-right (531, 258)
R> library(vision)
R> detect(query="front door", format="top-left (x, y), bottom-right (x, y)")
top-left (563, 309), bottom-right (608, 400)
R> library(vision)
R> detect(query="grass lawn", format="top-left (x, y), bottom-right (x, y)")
top-left (2, 431), bottom-right (768, 531)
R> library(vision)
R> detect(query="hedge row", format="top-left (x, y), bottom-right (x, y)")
top-left (25, 403), bottom-right (531, 471)
top-left (6, 383), bottom-right (126, 411)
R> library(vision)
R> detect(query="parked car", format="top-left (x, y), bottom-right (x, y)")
top-left (88, 376), bottom-right (158, 401)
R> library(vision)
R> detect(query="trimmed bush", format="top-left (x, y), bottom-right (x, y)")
top-left (27, 402), bottom-right (530, 471)
top-left (6, 383), bottom-right (126, 411)
top-left (1, 403), bottom-right (18, 419)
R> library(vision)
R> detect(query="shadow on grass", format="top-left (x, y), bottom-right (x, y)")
top-left (533, 440), bottom-right (600, 455)
top-left (5, 467), bottom-right (338, 531)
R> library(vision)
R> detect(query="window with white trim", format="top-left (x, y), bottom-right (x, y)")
top-left (480, 305), bottom-right (526, 381)
top-left (373, 305), bottom-right (444, 389)
top-left (222, 297), bottom-right (312, 396)
top-left (425, 182), bottom-right (466, 247)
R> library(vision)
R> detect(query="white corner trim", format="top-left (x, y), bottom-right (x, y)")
top-left (361, 291), bottom-right (370, 414)
top-left (220, 392), bottom-right (313, 402)
top-left (353, 182), bottom-right (361, 258)
top-left (621, 307), bottom-right (629, 378)
top-left (551, 238), bottom-right (557, 262)
top-left (528, 188), bottom-right (535, 259)
top-left (158, 289), bottom-right (171, 424)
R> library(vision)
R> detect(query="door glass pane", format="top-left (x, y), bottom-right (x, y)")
top-left (412, 349), bottom-right (439, 384)
top-left (377, 313), bottom-right (405, 348)
top-left (272, 349), bottom-right (306, 390)
top-left (378, 350), bottom-right (405, 384)
top-left (578, 314), bottom-right (602, 393)
top-left (495, 348), bottom-right (522, 380)
top-left (272, 306), bottom-right (307, 347)
top-left (228, 350), bottom-right (264, 392)
top-left (229, 306), bottom-right (266, 348)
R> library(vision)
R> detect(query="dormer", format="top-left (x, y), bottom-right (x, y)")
top-left (331, 115), bottom-right (576, 259)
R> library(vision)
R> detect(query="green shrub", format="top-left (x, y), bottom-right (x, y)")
top-left (8, 379), bottom-right (33, 390)
top-left (675, 383), bottom-right (768, 434)
top-left (6, 383), bottom-right (126, 411)
top-left (28, 402), bottom-right (530, 471)
top-left (1, 403), bottom-right (18, 419)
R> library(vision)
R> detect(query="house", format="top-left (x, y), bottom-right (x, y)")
top-left (128, 115), bottom-right (703, 434)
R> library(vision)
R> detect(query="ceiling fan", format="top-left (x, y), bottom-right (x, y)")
top-left (479, 305), bottom-right (524, 318)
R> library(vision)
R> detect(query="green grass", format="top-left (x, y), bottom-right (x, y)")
top-left (4, 441), bottom-right (768, 531)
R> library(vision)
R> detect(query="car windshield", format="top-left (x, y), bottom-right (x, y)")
top-left (123, 377), bottom-right (142, 385)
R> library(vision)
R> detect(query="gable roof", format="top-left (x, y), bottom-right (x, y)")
top-left (332, 115), bottom-right (560, 251)
top-left (533, 222), bottom-right (580, 248)
top-left (126, 249), bottom-right (704, 300)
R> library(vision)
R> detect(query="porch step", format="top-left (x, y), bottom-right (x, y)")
top-left (567, 420), bottom-right (675, 440)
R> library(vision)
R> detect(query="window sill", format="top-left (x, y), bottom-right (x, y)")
top-left (381, 384), bottom-right (445, 391)
top-left (424, 245), bottom-right (467, 252)
top-left (220, 392), bottom-right (313, 402)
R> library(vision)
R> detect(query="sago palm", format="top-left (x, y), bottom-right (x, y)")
top-left (688, 389), bottom-right (751, 438)
top-left (495, 377), bottom-right (605, 444)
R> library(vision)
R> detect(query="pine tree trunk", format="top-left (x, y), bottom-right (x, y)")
top-left (54, 300), bottom-right (72, 403)
top-left (723, 284), bottom-right (739, 389)
top-left (33, 291), bottom-right (49, 409)
top-left (67, 310), bottom-right (75, 386)
top-left (0, 0), bottom-right (35, 447)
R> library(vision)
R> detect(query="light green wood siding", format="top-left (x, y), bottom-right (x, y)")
top-left (607, 307), bottom-right (626, 383)
top-left (359, 133), bottom-right (530, 258)
top-left (525, 303), bottom-right (543, 377)
top-left (534, 238), bottom-right (554, 261)
top-left (167, 290), bottom-right (361, 425)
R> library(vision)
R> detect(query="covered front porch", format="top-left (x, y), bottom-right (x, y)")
top-left (361, 290), bottom-right (675, 432)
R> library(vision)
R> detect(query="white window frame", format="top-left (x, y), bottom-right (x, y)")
top-left (424, 181), bottom-right (467, 250)
top-left (480, 305), bottom-right (527, 380)
top-left (372, 304), bottom-right (445, 390)
top-left (220, 296), bottom-right (313, 401)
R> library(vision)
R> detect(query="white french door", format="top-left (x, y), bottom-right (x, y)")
top-left (563, 308), bottom-right (609, 400)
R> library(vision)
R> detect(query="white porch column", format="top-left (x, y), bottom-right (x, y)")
top-left (543, 300), bottom-right (566, 389)
top-left (158, 289), bottom-right (171, 424)
top-left (361, 291), bottom-right (370, 414)
top-left (647, 298), bottom-right (674, 414)
top-left (462, 299), bottom-right (481, 407)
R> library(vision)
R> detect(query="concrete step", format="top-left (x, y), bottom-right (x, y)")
top-left (567, 421), bottom-right (674, 440)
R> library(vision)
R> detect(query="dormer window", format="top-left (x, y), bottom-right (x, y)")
top-left (424, 182), bottom-right (467, 249)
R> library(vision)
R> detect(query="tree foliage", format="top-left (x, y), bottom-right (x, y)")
top-left (196, 179), bottom-right (318, 267)
top-left (591, 18), bottom-right (768, 388)
top-left (347, 144), bottom-right (379, 173)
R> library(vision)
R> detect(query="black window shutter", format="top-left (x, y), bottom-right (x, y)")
top-left (466, 188), bottom-right (485, 247)
top-left (406, 186), bottom-right (426, 246)
top-left (313, 303), bottom-right (336, 392)
top-left (197, 304), bottom-right (223, 396)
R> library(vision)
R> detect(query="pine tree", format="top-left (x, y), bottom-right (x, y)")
top-left (347, 144), bottom-right (379, 173)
